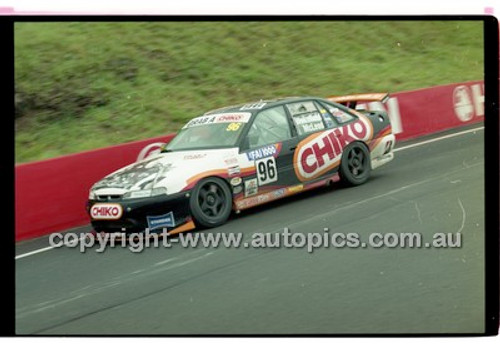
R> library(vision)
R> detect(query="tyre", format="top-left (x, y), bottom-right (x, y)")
top-left (339, 142), bottom-right (371, 186)
top-left (189, 177), bottom-right (232, 228)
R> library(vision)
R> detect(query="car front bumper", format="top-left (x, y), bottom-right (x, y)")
top-left (86, 191), bottom-right (195, 235)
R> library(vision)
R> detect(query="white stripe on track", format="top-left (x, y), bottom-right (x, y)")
top-left (15, 235), bottom-right (85, 260)
top-left (393, 126), bottom-right (483, 152)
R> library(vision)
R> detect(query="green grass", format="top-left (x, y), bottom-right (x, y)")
top-left (15, 21), bottom-right (484, 163)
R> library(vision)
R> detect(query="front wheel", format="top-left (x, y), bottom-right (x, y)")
top-left (189, 177), bottom-right (232, 228)
top-left (339, 142), bottom-right (371, 186)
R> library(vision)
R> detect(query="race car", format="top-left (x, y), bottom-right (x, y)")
top-left (87, 94), bottom-right (395, 235)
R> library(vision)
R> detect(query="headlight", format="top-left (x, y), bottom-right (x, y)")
top-left (122, 187), bottom-right (167, 200)
top-left (151, 187), bottom-right (168, 196)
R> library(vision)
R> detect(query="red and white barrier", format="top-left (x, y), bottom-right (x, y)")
top-left (358, 80), bottom-right (484, 140)
top-left (15, 81), bottom-right (484, 241)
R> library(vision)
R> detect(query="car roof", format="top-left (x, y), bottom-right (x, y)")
top-left (203, 96), bottom-right (326, 115)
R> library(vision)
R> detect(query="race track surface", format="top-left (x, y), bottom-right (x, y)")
top-left (16, 125), bottom-right (485, 335)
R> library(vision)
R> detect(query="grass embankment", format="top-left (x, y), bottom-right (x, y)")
top-left (15, 21), bottom-right (484, 162)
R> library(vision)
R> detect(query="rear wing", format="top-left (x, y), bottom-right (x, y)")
top-left (326, 93), bottom-right (389, 109)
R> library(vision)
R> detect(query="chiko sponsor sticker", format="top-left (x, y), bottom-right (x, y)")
top-left (294, 115), bottom-right (373, 182)
top-left (147, 211), bottom-right (176, 231)
top-left (90, 203), bottom-right (123, 220)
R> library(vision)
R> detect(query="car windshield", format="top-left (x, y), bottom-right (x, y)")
top-left (165, 112), bottom-right (251, 151)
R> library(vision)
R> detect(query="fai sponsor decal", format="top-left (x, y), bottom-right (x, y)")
top-left (294, 116), bottom-right (373, 182)
top-left (147, 212), bottom-right (175, 231)
top-left (244, 178), bottom-right (258, 197)
top-left (183, 113), bottom-right (251, 128)
top-left (90, 203), bottom-right (123, 220)
top-left (246, 143), bottom-right (282, 161)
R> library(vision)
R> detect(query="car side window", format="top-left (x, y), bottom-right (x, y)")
top-left (314, 101), bottom-right (338, 129)
top-left (246, 106), bottom-right (292, 149)
top-left (319, 101), bottom-right (356, 124)
top-left (286, 101), bottom-right (325, 136)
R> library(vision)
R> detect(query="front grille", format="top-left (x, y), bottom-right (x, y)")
top-left (96, 194), bottom-right (123, 201)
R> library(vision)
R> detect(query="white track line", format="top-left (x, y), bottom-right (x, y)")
top-left (393, 126), bottom-right (484, 152)
top-left (15, 236), bottom-right (85, 260)
top-left (15, 126), bottom-right (484, 260)
top-left (15, 245), bottom-right (57, 260)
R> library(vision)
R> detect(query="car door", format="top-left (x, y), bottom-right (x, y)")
top-left (239, 105), bottom-right (298, 197)
top-left (285, 100), bottom-right (346, 183)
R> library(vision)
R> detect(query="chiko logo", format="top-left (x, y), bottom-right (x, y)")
top-left (294, 115), bottom-right (373, 182)
top-left (90, 203), bottom-right (123, 220)
top-left (215, 113), bottom-right (251, 123)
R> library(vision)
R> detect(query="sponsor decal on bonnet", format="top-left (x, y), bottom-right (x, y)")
top-left (183, 153), bottom-right (207, 160)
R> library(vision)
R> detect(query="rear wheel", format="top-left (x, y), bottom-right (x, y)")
top-left (340, 142), bottom-right (371, 186)
top-left (189, 177), bottom-right (232, 228)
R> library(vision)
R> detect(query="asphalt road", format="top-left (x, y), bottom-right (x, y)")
top-left (16, 125), bottom-right (485, 335)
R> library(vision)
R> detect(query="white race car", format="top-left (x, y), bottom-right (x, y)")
top-left (87, 95), bottom-right (395, 235)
